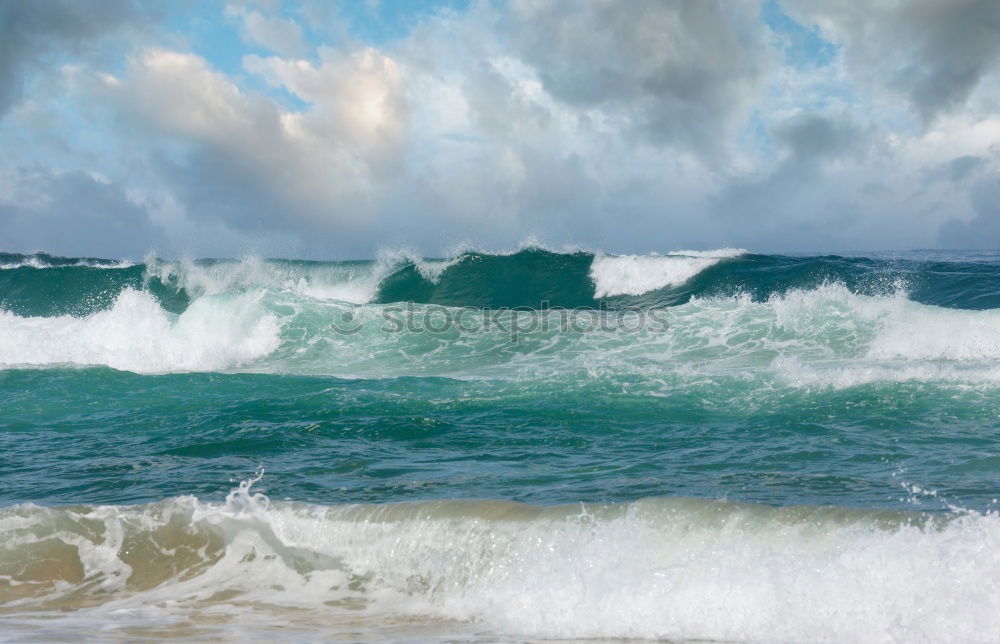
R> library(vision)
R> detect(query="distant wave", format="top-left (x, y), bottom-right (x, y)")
top-left (2, 478), bottom-right (998, 641)
top-left (4, 247), bottom-right (1000, 317)
top-left (0, 252), bottom-right (134, 270)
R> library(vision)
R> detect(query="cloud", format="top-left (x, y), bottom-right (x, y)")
top-left (0, 167), bottom-right (163, 257)
top-left (782, 0), bottom-right (1000, 124)
top-left (938, 177), bottom-right (1000, 248)
top-left (771, 112), bottom-right (867, 166)
top-left (231, 7), bottom-right (308, 57)
top-left (96, 46), bottom-right (410, 251)
top-left (2, 1), bottom-right (999, 258)
top-left (941, 155), bottom-right (986, 183)
top-left (709, 112), bottom-right (887, 249)
top-left (506, 0), bottom-right (772, 153)
top-left (0, 0), bottom-right (145, 118)
top-left (244, 46), bottom-right (409, 170)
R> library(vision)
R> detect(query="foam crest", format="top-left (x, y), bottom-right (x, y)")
top-left (590, 249), bottom-right (745, 297)
top-left (0, 256), bottom-right (134, 270)
top-left (0, 288), bottom-right (281, 373)
top-left (373, 247), bottom-right (460, 284)
top-left (143, 251), bottom-right (456, 306)
top-left (666, 248), bottom-right (748, 259)
top-left (144, 255), bottom-right (382, 304)
top-left (2, 490), bottom-right (1000, 641)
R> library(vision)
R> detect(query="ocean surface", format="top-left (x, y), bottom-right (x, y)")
top-left (1, 247), bottom-right (999, 641)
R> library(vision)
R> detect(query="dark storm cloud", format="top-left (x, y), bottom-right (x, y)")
top-left (784, 0), bottom-right (1000, 124)
top-left (0, 0), bottom-right (145, 118)
top-left (506, 0), bottom-right (770, 151)
top-left (725, 112), bottom-right (867, 205)
top-left (709, 113), bottom-right (871, 249)
top-left (899, 0), bottom-right (1000, 122)
top-left (771, 112), bottom-right (866, 166)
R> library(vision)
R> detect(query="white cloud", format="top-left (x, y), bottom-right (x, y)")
top-left (244, 46), bottom-right (408, 170)
top-left (231, 7), bottom-right (308, 57)
top-left (101, 47), bottom-right (408, 239)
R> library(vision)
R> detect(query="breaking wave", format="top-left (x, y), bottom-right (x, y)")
top-left (0, 248), bottom-right (998, 385)
top-left (2, 477), bottom-right (998, 641)
top-left (0, 282), bottom-right (997, 389)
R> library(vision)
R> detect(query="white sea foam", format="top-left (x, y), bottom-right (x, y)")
top-left (0, 257), bottom-right (134, 269)
top-left (756, 284), bottom-right (1000, 387)
top-left (666, 248), bottom-right (749, 259)
top-left (867, 303), bottom-right (1000, 361)
top-left (760, 282), bottom-right (1000, 361)
top-left (2, 486), bottom-right (999, 641)
top-left (772, 354), bottom-right (1000, 388)
top-left (0, 288), bottom-right (281, 373)
top-left (590, 249), bottom-right (746, 297)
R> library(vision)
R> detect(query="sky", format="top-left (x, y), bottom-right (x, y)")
top-left (1, 0), bottom-right (999, 259)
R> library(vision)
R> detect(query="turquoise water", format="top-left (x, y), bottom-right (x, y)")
top-left (1, 248), bottom-right (999, 641)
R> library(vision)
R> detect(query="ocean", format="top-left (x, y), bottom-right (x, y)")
top-left (1, 247), bottom-right (999, 641)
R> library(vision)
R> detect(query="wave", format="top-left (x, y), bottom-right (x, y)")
top-left (4, 247), bottom-right (1000, 317)
top-left (2, 275), bottom-right (1000, 386)
top-left (144, 249), bottom-right (460, 306)
top-left (1, 247), bottom-right (999, 383)
top-left (0, 288), bottom-right (281, 373)
top-left (0, 252), bottom-right (134, 270)
top-left (2, 479), bottom-right (998, 641)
